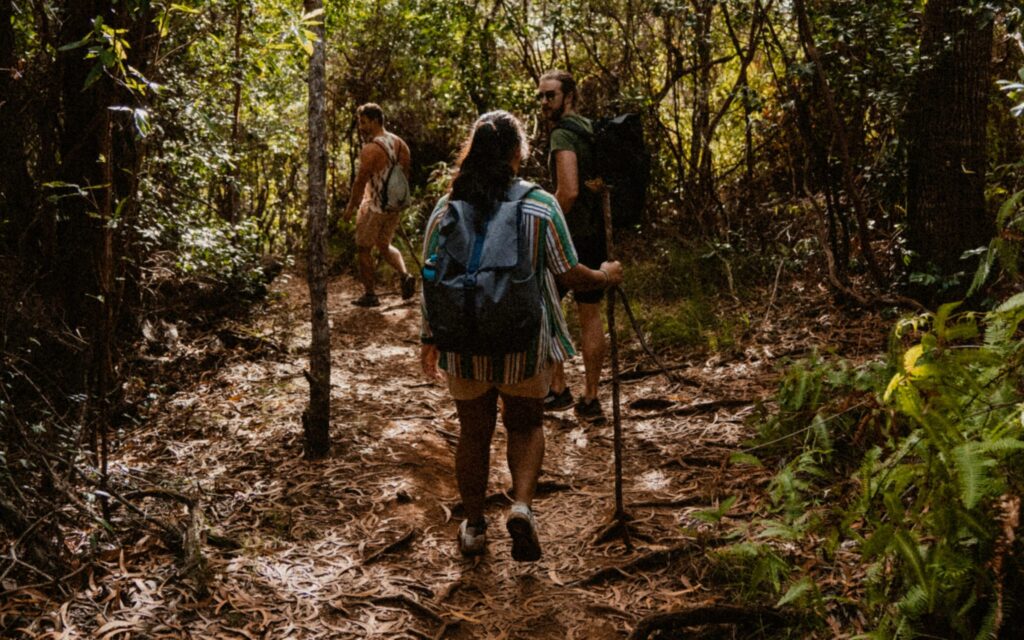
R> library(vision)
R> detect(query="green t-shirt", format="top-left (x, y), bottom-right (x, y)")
top-left (549, 115), bottom-right (601, 239)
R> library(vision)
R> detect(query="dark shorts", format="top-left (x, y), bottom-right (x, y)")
top-left (560, 233), bottom-right (608, 304)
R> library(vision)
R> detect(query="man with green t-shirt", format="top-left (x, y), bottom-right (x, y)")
top-left (537, 69), bottom-right (608, 425)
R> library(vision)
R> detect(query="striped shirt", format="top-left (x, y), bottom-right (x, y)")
top-left (420, 187), bottom-right (579, 383)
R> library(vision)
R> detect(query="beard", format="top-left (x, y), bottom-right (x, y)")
top-left (543, 102), bottom-right (565, 123)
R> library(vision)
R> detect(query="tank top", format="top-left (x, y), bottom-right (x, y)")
top-left (362, 132), bottom-right (399, 213)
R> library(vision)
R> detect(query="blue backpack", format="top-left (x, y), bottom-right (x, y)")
top-left (422, 180), bottom-right (542, 355)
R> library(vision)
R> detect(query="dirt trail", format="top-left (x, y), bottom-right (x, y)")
top-left (11, 271), bottom-right (882, 638)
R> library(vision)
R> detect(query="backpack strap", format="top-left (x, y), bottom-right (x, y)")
top-left (371, 137), bottom-right (397, 168)
top-left (372, 135), bottom-right (400, 210)
top-left (505, 179), bottom-right (539, 203)
top-left (553, 118), bottom-right (594, 143)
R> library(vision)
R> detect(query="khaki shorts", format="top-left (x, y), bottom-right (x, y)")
top-left (355, 203), bottom-right (401, 249)
top-left (447, 366), bottom-right (552, 401)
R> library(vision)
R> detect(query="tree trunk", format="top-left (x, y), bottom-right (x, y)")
top-left (0, 0), bottom-right (34, 255)
top-left (793, 0), bottom-right (885, 289)
top-left (302, 0), bottom-right (331, 460)
top-left (224, 0), bottom-right (245, 223)
top-left (905, 0), bottom-right (993, 288)
top-left (686, 0), bottom-right (715, 232)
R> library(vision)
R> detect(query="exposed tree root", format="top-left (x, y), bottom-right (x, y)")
top-left (576, 538), bottom-right (723, 587)
top-left (628, 604), bottom-right (793, 639)
top-left (363, 527), bottom-right (419, 564)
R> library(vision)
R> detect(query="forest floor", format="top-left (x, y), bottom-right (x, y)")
top-left (5, 268), bottom-right (890, 639)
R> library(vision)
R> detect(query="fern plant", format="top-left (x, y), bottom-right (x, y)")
top-left (846, 298), bottom-right (1024, 637)
top-left (747, 295), bottom-right (1024, 638)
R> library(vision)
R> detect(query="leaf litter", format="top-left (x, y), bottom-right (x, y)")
top-left (1, 272), bottom-right (891, 638)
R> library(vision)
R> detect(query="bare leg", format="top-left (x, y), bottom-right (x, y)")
top-left (454, 389), bottom-right (499, 524)
top-left (501, 393), bottom-right (544, 506)
top-left (356, 247), bottom-right (376, 295)
top-left (549, 360), bottom-right (567, 395)
top-left (576, 301), bottom-right (606, 402)
top-left (377, 242), bottom-right (408, 277)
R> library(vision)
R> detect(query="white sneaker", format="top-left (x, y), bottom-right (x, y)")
top-left (506, 502), bottom-right (542, 562)
top-left (458, 519), bottom-right (487, 556)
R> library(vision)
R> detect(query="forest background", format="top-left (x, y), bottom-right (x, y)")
top-left (2, 0), bottom-right (1024, 637)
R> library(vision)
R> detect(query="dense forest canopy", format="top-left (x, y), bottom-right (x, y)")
top-left (2, 0), bottom-right (1024, 637)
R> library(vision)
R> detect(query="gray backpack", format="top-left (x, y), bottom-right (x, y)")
top-left (374, 136), bottom-right (410, 212)
top-left (421, 180), bottom-right (542, 355)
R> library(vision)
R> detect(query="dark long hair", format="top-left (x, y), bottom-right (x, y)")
top-left (450, 111), bottom-right (529, 217)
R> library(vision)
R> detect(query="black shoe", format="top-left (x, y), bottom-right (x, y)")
top-left (506, 503), bottom-right (542, 562)
top-left (400, 273), bottom-right (416, 300)
top-left (543, 387), bottom-right (574, 412)
top-left (351, 292), bottom-right (380, 307)
top-left (575, 398), bottom-right (606, 425)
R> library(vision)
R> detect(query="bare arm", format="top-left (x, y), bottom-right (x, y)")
top-left (553, 149), bottom-right (579, 215)
top-left (556, 260), bottom-right (623, 292)
top-left (343, 143), bottom-right (386, 221)
top-left (398, 138), bottom-right (411, 176)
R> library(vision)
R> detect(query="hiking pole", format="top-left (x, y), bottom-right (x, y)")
top-left (614, 285), bottom-right (682, 385)
top-left (593, 185), bottom-right (633, 549)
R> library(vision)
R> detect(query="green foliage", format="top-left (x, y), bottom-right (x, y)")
top-left (173, 216), bottom-right (269, 296)
top-left (752, 295), bottom-right (1024, 637)
top-left (710, 541), bottom-right (793, 600)
top-left (620, 239), bottom-right (751, 351)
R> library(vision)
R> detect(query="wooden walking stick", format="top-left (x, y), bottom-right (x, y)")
top-left (592, 185), bottom-right (634, 548)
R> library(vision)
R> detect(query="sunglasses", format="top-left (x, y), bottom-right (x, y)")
top-left (535, 89), bottom-right (559, 103)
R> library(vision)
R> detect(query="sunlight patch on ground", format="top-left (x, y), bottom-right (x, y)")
top-left (568, 426), bottom-right (588, 449)
top-left (638, 469), bottom-right (670, 492)
top-left (383, 420), bottom-right (418, 439)
top-left (359, 343), bottom-right (414, 363)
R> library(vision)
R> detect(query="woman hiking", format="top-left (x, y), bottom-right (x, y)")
top-left (419, 110), bottom-right (623, 561)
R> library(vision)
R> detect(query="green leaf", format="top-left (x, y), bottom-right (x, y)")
top-left (883, 373), bottom-right (904, 403)
top-left (996, 190), bottom-right (1024, 228)
top-left (953, 443), bottom-right (988, 508)
top-left (729, 452), bottom-right (763, 467)
top-left (862, 523), bottom-right (895, 559)
top-left (894, 529), bottom-right (929, 595)
top-left (776, 576), bottom-right (815, 607)
top-left (903, 344), bottom-right (924, 373)
top-left (302, 7), bottom-right (325, 21)
top-left (967, 243), bottom-right (996, 297)
top-left (83, 63), bottom-right (105, 89)
top-left (59, 33), bottom-right (93, 52)
top-left (944, 320), bottom-right (979, 342)
top-left (935, 302), bottom-right (962, 337)
top-left (996, 291), bottom-right (1024, 314)
top-left (170, 3), bottom-right (201, 14)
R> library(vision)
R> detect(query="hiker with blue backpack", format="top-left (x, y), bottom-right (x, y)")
top-left (419, 111), bottom-right (623, 561)
top-left (536, 70), bottom-right (611, 424)
top-left (342, 103), bottom-right (416, 307)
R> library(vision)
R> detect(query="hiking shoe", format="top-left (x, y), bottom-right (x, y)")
top-left (351, 292), bottom-right (380, 307)
top-left (575, 398), bottom-right (607, 425)
top-left (506, 502), bottom-right (542, 562)
top-left (458, 519), bottom-right (487, 557)
top-left (400, 273), bottom-right (416, 300)
top-left (543, 387), bottom-right (574, 412)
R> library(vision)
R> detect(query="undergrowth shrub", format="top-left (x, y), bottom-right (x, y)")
top-left (619, 238), bottom-right (752, 352)
top-left (743, 296), bottom-right (1024, 638)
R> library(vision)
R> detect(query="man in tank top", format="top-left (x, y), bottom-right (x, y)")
top-left (342, 103), bottom-right (415, 307)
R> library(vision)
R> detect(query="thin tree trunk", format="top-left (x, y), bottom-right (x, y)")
top-left (226, 0), bottom-right (244, 223)
top-left (302, 0), bottom-right (331, 460)
top-left (687, 0), bottom-right (714, 232)
top-left (905, 0), bottom-right (993, 286)
top-left (793, 0), bottom-right (886, 289)
top-left (0, 0), bottom-right (34, 255)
